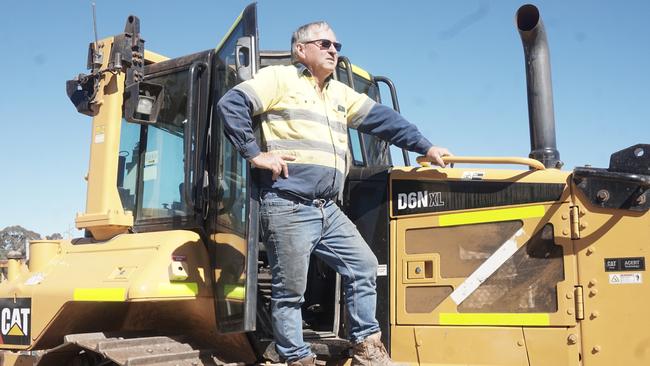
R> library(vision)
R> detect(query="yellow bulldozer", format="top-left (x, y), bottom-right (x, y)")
top-left (1, 3), bottom-right (648, 365)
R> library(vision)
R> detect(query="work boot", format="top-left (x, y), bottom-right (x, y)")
top-left (352, 332), bottom-right (407, 366)
top-left (287, 355), bottom-right (325, 366)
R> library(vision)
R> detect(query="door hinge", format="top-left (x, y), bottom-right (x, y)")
top-left (570, 205), bottom-right (581, 239)
top-left (574, 286), bottom-right (585, 320)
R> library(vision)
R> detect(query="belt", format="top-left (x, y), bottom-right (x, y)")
top-left (261, 189), bottom-right (334, 207)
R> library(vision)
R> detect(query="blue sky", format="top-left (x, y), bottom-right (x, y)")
top-left (1, 0), bottom-right (648, 237)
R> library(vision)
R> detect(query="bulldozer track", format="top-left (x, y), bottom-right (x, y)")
top-left (36, 332), bottom-right (226, 366)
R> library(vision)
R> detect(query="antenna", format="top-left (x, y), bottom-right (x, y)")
top-left (92, 2), bottom-right (99, 47)
top-left (90, 2), bottom-right (103, 68)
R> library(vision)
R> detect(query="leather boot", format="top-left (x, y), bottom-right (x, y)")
top-left (352, 332), bottom-right (408, 366)
top-left (287, 354), bottom-right (325, 366)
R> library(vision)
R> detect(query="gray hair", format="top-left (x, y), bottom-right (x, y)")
top-left (291, 21), bottom-right (332, 62)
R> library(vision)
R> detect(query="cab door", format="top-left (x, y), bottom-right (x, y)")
top-left (208, 3), bottom-right (259, 333)
top-left (389, 165), bottom-right (581, 365)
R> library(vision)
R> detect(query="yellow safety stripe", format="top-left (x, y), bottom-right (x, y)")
top-left (74, 288), bottom-right (126, 302)
top-left (438, 205), bottom-right (545, 227)
top-left (339, 63), bottom-right (372, 81)
top-left (439, 313), bottom-right (550, 326)
top-left (158, 282), bottom-right (199, 297)
top-left (224, 284), bottom-right (245, 301)
top-left (269, 149), bottom-right (347, 172)
top-left (351, 64), bottom-right (372, 81)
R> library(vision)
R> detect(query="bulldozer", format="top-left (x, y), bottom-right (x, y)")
top-left (1, 3), bottom-right (648, 365)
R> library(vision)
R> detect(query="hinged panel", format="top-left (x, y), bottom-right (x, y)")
top-left (574, 286), bottom-right (584, 320)
top-left (570, 205), bottom-right (581, 239)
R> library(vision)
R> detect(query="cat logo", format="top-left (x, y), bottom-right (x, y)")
top-left (0, 298), bottom-right (31, 345)
top-left (1, 307), bottom-right (30, 336)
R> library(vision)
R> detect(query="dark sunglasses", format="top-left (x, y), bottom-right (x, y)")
top-left (304, 39), bottom-right (342, 52)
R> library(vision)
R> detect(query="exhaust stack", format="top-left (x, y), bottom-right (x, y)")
top-left (516, 4), bottom-right (562, 169)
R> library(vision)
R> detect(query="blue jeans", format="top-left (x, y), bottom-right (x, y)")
top-left (260, 191), bottom-right (380, 361)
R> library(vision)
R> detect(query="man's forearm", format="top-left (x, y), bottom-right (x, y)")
top-left (356, 103), bottom-right (433, 155)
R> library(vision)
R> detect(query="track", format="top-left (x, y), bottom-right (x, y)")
top-left (35, 333), bottom-right (228, 366)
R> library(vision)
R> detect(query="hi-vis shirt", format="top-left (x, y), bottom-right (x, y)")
top-left (217, 64), bottom-right (433, 200)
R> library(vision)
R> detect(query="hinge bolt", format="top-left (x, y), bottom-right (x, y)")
top-left (589, 289), bottom-right (599, 297)
top-left (596, 189), bottom-right (610, 202)
top-left (567, 334), bottom-right (578, 345)
top-left (590, 311), bottom-right (600, 319)
top-left (580, 222), bottom-right (589, 230)
top-left (586, 247), bottom-right (596, 255)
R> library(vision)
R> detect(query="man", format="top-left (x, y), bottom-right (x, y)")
top-left (217, 21), bottom-right (451, 366)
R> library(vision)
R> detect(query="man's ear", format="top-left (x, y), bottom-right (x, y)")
top-left (295, 43), bottom-right (306, 59)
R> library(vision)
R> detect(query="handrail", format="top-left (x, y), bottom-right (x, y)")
top-left (416, 156), bottom-right (546, 170)
top-left (337, 56), bottom-right (370, 165)
top-left (374, 75), bottom-right (410, 166)
top-left (184, 61), bottom-right (208, 212)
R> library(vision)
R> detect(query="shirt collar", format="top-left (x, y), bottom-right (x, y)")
top-left (294, 63), bottom-right (334, 84)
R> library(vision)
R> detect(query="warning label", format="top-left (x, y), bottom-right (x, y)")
top-left (609, 273), bottom-right (643, 285)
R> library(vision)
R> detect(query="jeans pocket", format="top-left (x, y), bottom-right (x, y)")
top-left (261, 196), bottom-right (299, 216)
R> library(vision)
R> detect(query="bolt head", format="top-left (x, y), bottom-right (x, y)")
top-left (592, 345), bottom-right (601, 353)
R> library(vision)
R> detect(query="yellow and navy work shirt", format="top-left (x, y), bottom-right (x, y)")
top-left (217, 64), bottom-right (433, 200)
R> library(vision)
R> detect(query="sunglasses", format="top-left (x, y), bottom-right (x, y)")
top-left (304, 39), bottom-right (342, 52)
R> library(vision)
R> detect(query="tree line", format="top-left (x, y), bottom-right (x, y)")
top-left (0, 226), bottom-right (62, 259)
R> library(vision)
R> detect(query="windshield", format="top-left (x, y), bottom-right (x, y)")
top-left (117, 69), bottom-right (190, 222)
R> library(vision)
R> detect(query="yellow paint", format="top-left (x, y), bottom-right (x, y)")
top-left (144, 50), bottom-right (169, 63)
top-left (351, 64), bottom-right (371, 81)
top-left (8, 324), bottom-right (25, 336)
top-left (439, 313), bottom-right (550, 326)
top-left (215, 12), bottom-right (244, 51)
top-left (415, 155), bottom-right (546, 170)
top-left (224, 284), bottom-right (245, 301)
top-left (73, 287), bottom-right (126, 301)
top-left (158, 282), bottom-right (199, 297)
top-left (438, 205), bottom-right (545, 226)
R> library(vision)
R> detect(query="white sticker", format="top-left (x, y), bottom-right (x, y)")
top-left (143, 165), bottom-right (157, 181)
top-left (461, 171), bottom-right (485, 181)
top-left (450, 228), bottom-right (524, 305)
top-left (144, 151), bottom-right (159, 166)
top-left (25, 272), bottom-right (45, 285)
top-left (377, 264), bottom-right (388, 277)
top-left (94, 133), bottom-right (105, 144)
top-left (609, 273), bottom-right (642, 284)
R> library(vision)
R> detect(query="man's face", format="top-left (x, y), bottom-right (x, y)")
top-left (298, 27), bottom-right (339, 77)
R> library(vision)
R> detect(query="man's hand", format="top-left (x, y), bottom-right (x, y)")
top-left (426, 146), bottom-right (453, 167)
top-left (249, 152), bottom-right (296, 180)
